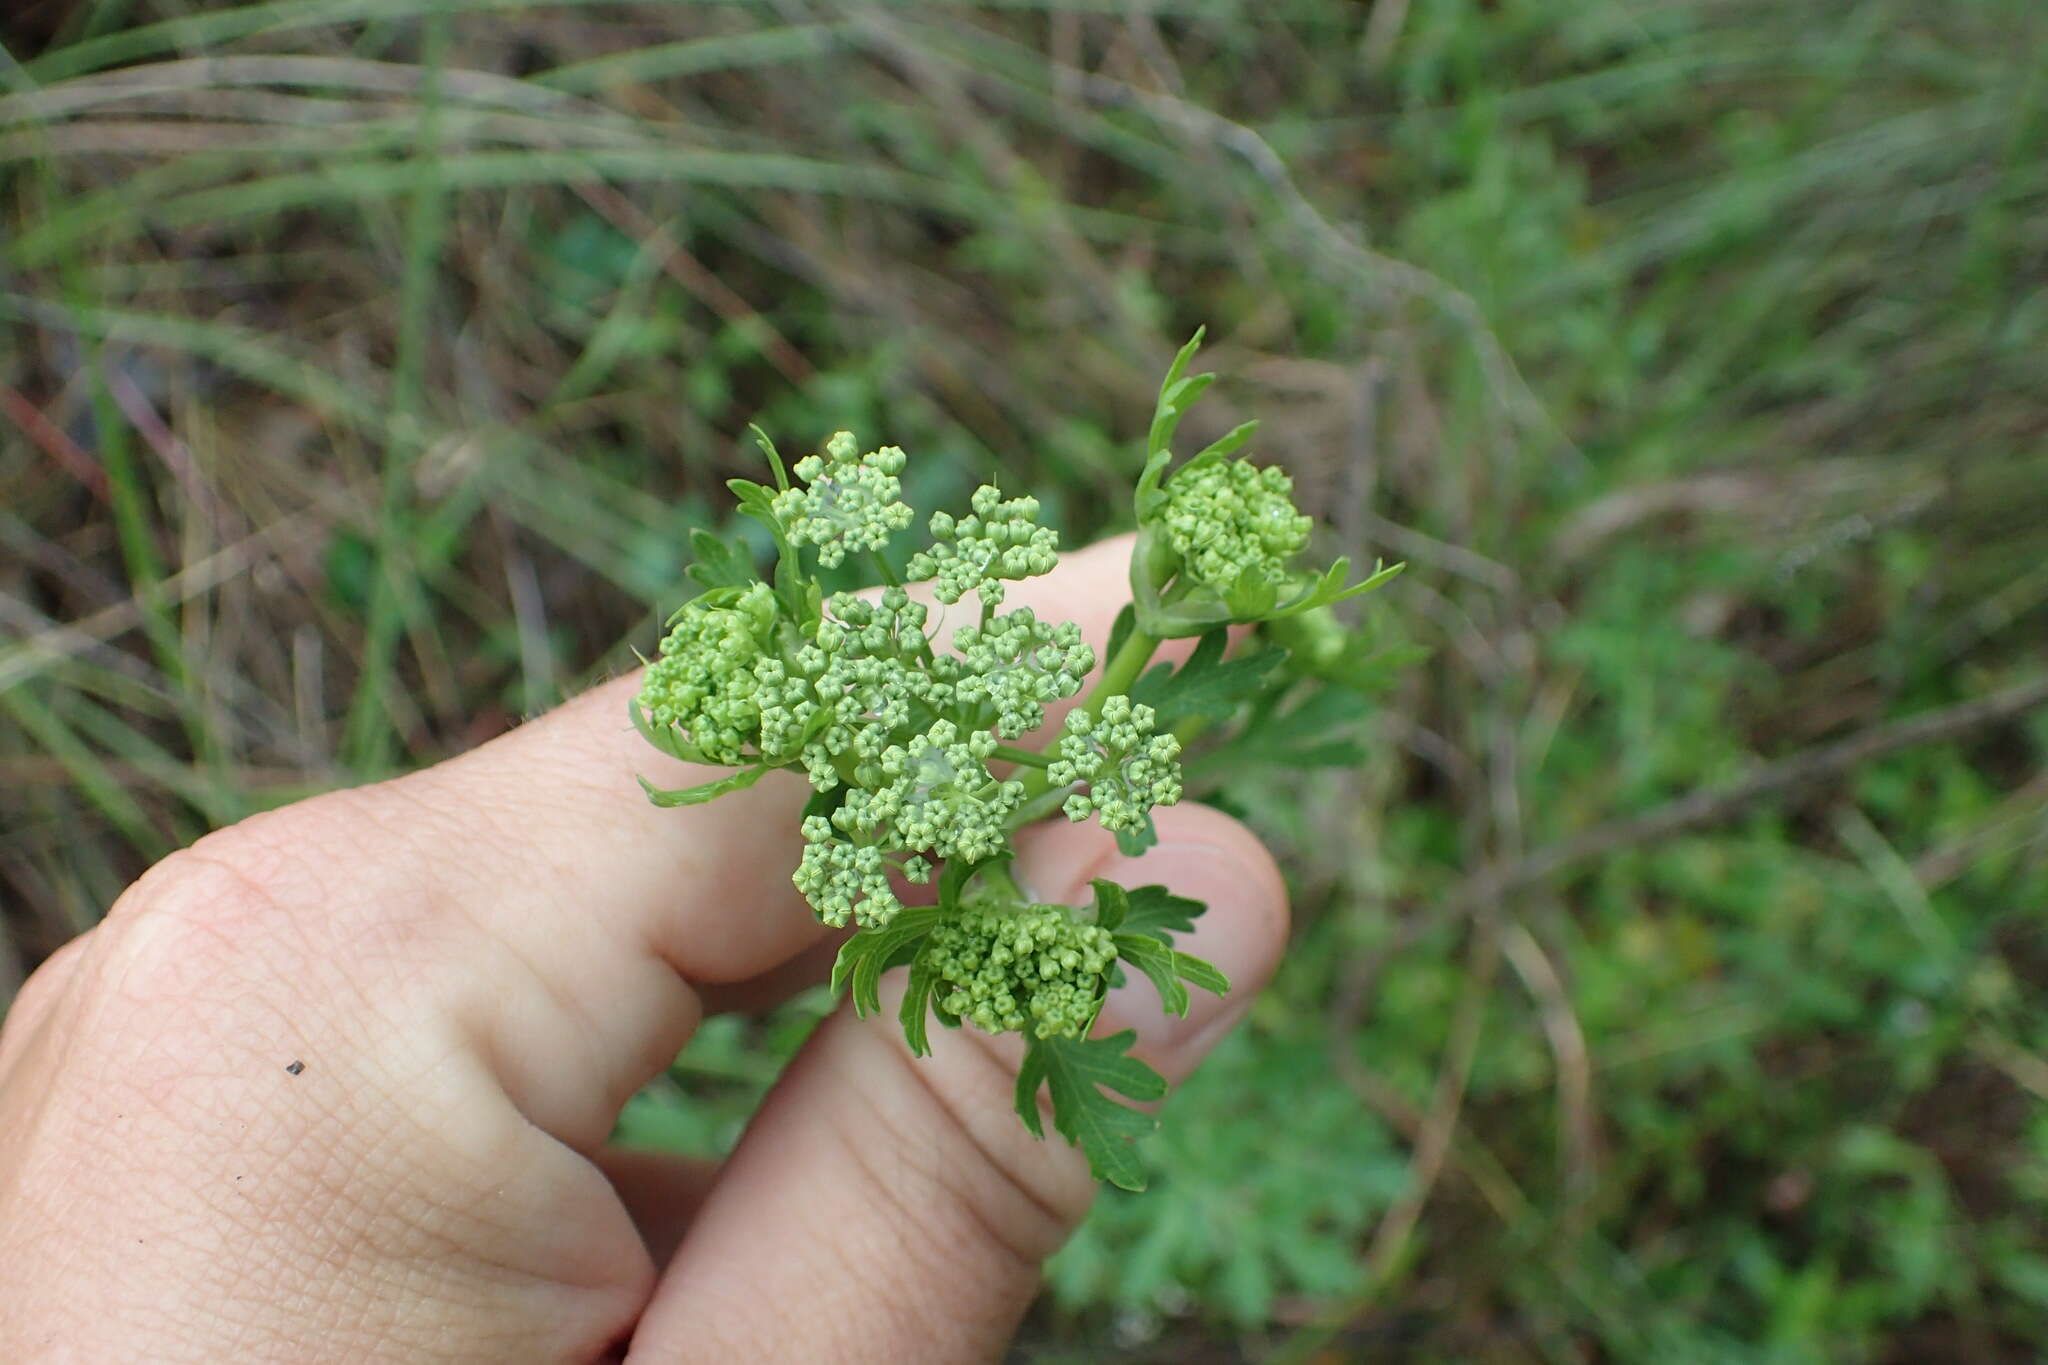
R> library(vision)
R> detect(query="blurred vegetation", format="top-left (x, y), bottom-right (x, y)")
top-left (5, 1), bottom-right (2047, 1360)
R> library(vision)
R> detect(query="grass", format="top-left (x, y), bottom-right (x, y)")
top-left (5, 1), bottom-right (2047, 1359)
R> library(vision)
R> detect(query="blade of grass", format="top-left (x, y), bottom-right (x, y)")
top-left (342, 8), bottom-right (450, 772)
top-left (531, 23), bottom-right (851, 92)
top-left (21, 0), bottom-right (1246, 86)
top-left (2, 684), bottom-right (171, 860)
top-left (5, 133), bottom-right (1167, 269)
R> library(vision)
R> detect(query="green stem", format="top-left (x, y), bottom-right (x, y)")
top-left (993, 744), bottom-right (1051, 769)
top-left (1092, 625), bottom-right (1163, 711)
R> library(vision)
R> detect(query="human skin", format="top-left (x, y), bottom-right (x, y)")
top-left (0, 536), bottom-right (1289, 1363)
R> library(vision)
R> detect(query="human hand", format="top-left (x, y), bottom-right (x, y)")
top-left (0, 536), bottom-right (1288, 1364)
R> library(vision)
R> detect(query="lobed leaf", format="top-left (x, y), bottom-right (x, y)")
top-left (1189, 419), bottom-right (1260, 464)
top-left (1016, 1030), bottom-right (1167, 1192)
top-left (830, 905), bottom-right (947, 1016)
top-left (684, 528), bottom-right (757, 591)
top-left (1104, 602), bottom-right (1138, 669)
top-left (1134, 328), bottom-right (1209, 518)
top-left (747, 422), bottom-right (790, 492)
top-left (899, 957), bottom-right (940, 1057)
top-left (1115, 884), bottom-right (1208, 942)
top-left (1114, 933), bottom-right (1232, 1018)
top-left (1090, 878), bottom-right (1131, 932)
top-left (1113, 931), bottom-right (1190, 1017)
top-left (1130, 628), bottom-right (1290, 730)
top-left (1172, 952), bottom-right (1230, 998)
top-left (1269, 558), bottom-right (1406, 621)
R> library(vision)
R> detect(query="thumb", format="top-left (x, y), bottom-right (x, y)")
top-left (623, 803), bottom-right (1288, 1364)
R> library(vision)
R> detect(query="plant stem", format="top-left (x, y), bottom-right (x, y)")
top-left (993, 744), bottom-right (1051, 769)
top-left (1092, 624), bottom-right (1162, 713)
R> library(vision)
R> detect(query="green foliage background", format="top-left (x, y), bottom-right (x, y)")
top-left (4, 1), bottom-right (2046, 1359)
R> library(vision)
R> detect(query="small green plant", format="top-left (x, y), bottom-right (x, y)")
top-left (633, 333), bottom-right (1400, 1188)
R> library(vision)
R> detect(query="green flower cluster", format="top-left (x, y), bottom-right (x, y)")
top-left (1050, 696), bottom-right (1184, 833)
top-left (925, 901), bottom-right (1117, 1039)
top-left (799, 720), bottom-right (1025, 927)
top-left (636, 426), bottom-right (1197, 931)
top-left (907, 484), bottom-right (1060, 607)
top-left (795, 587), bottom-right (933, 787)
top-left (637, 583), bottom-right (805, 767)
top-left (1159, 458), bottom-right (1313, 594)
top-left (792, 818), bottom-right (907, 929)
top-left (772, 431), bottom-right (913, 567)
top-left (942, 608), bottom-right (1093, 740)
top-left (636, 336), bottom-right (1396, 1189)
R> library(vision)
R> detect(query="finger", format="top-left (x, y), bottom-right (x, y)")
top-left (623, 802), bottom-right (1287, 1364)
top-left (0, 931), bottom-right (93, 1075)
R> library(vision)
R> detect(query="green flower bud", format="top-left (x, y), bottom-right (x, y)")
top-left (906, 484), bottom-right (1061, 607)
top-left (1158, 458), bottom-right (1313, 595)
top-left (793, 816), bottom-right (904, 928)
top-left (636, 583), bottom-right (809, 766)
top-left (1050, 695), bottom-right (1184, 833)
top-left (949, 608), bottom-right (1095, 740)
top-left (922, 901), bottom-right (1116, 1039)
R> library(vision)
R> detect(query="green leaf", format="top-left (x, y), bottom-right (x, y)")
top-left (684, 528), bottom-right (756, 591)
top-left (1116, 884), bottom-right (1208, 943)
top-left (1190, 419), bottom-right (1260, 464)
top-left (1114, 933), bottom-right (1232, 1020)
top-left (941, 851), bottom-right (1006, 911)
top-left (629, 695), bottom-right (698, 763)
top-left (748, 422), bottom-right (790, 492)
top-left (1172, 951), bottom-right (1230, 998)
top-left (1269, 558), bottom-right (1406, 621)
top-left (830, 906), bottom-right (947, 1016)
top-left (1090, 878), bottom-right (1130, 931)
top-left (1336, 642), bottom-right (1433, 693)
top-left (1146, 372), bottom-right (1215, 473)
top-left (1135, 328), bottom-right (1209, 519)
top-left (1013, 1038), bottom-right (1051, 1139)
top-left (727, 473), bottom-right (810, 619)
top-left (636, 763), bottom-right (771, 807)
top-left (1221, 565), bottom-right (1283, 622)
top-left (1129, 628), bottom-right (1289, 729)
top-left (727, 476), bottom-right (776, 520)
top-left (899, 957), bottom-right (939, 1057)
top-left (1113, 931), bottom-right (1189, 1017)
top-left (801, 782), bottom-right (848, 825)
top-left (1194, 680), bottom-right (1404, 777)
top-left (1015, 1031), bottom-right (1167, 1191)
top-left (1161, 326), bottom-right (1206, 393)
